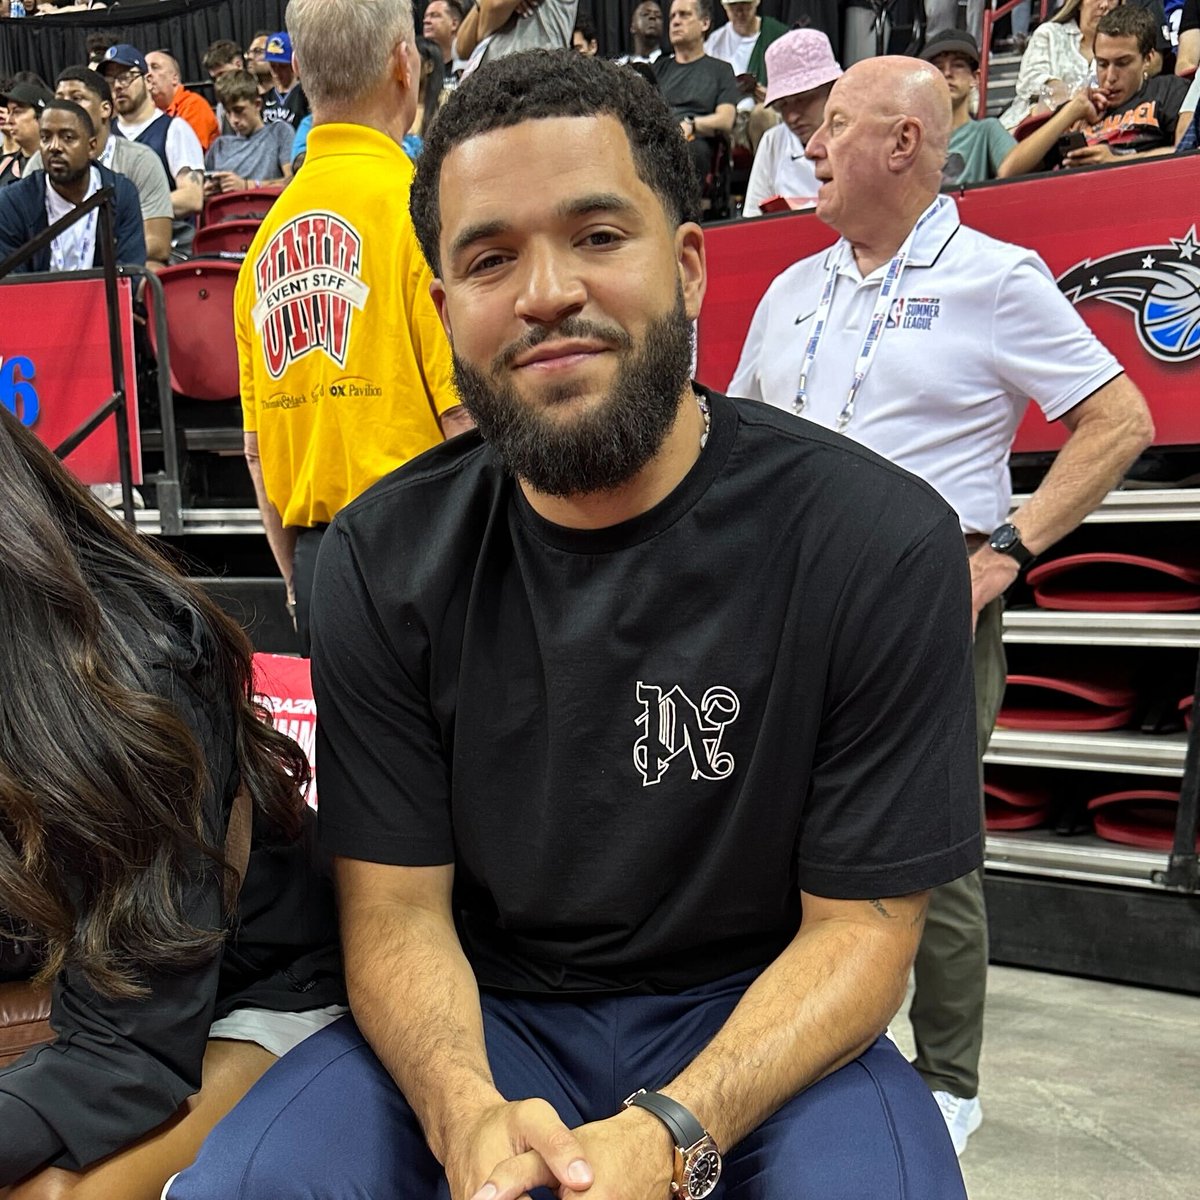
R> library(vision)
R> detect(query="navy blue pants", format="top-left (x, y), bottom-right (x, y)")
top-left (169, 971), bottom-right (965, 1199)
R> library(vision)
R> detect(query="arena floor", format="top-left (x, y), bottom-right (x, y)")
top-left (892, 965), bottom-right (1200, 1198)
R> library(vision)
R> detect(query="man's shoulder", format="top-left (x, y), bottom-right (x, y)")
top-left (332, 432), bottom-right (502, 541)
top-left (1145, 73), bottom-right (1191, 105)
top-left (0, 169), bottom-right (43, 216)
top-left (727, 394), bottom-right (958, 531)
top-left (112, 137), bottom-right (161, 169)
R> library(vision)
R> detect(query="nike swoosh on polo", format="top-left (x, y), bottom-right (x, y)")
top-left (795, 310), bottom-right (816, 324)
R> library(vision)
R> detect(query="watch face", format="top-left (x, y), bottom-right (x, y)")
top-left (683, 1147), bottom-right (722, 1199)
top-left (990, 524), bottom-right (1019, 552)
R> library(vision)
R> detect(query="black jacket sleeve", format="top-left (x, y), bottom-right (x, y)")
top-left (0, 179), bottom-right (37, 273)
top-left (0, 672), bottom-right (235, 1183)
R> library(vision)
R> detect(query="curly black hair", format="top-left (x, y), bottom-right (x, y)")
top-left (409, 50), bottom-right (702, 276)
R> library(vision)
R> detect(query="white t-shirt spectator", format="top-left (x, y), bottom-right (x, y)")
top-left (742, 124), bottom-right (819, 217)
top-left (116, 113), bottom-right (204, 182)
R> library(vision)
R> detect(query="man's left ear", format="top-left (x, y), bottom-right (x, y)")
top-left (676, 221), bottom-right (707, 320)
top-left (891, 116), bottom-right (922, 170)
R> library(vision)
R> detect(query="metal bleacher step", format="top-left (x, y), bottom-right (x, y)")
top-left (985, 50), bottom-right (1023, 119)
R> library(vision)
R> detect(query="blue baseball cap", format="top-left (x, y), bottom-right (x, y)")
top-left (98, 44), bottom-right (150, 77)
top-left (264, 32), bottom-right (294, 64)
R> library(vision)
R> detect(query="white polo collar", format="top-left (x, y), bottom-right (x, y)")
top-left (823, 194), bottom-right (962, 283)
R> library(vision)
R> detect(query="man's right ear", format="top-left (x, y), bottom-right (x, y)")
top-left (394, 39), bottom-right (415, 92)
top-left (430, 276), bottom-right (454, 343)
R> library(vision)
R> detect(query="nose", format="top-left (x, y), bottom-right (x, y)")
top-left (804, 122), bottom-right (828, 161)
top-left (512, 240), bottom-right (588, 326)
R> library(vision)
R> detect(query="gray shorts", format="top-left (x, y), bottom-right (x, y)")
top-left (207, 1003), bottom-right (348, 1059)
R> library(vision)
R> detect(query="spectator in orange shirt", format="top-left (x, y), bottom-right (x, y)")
top-left (146, 50), bottom-right (220, 151)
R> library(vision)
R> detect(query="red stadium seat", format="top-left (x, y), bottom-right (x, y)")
top-left (194, 219), bottom-right (262, 257)
top-left (202, 186), bottom-right (283, 228)
top-left (147, 261), bottom-right (241, 401)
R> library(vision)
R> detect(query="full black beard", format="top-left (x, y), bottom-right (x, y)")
top-left (452, 290), bottom-right (694, 499)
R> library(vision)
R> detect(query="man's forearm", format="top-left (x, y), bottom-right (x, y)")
top-left (477, 0), bottom-right (519, 39)
top-left (171, 169), bottom-right (203, 217)
top-left (245, 453), bottom-right (297, 591)
top-left (658, 894), bottom-right (926, 1152)
top-left (694, 106), bottom-right (735, 137)
top-left (339, 893), bottom-right (501, 1164)
top-left (1010, 376), bottom-right (1154, 556)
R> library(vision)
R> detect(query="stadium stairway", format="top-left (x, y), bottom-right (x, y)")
top-left (985, 50), bottom-right (1023, 119)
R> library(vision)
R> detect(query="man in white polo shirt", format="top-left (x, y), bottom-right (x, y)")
top-left (728, 55), bottom-right (1154, 1156)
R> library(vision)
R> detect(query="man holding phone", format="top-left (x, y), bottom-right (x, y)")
top-left (1015, 5), bottom-right (1193, 169)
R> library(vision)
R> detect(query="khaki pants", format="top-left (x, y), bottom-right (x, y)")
top-left (909, 594), bottom-right (1005, 1099)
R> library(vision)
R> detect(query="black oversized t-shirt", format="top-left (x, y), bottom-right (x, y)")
top-left (1087, 74), bottom-right (1190, 153)
top-left (312, 391), bottom-right (981, 995)
top-left (654, 54), bottom-right (740, 122)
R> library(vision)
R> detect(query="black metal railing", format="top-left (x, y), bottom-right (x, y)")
top-left (0, 188), bottom-right (183, 534)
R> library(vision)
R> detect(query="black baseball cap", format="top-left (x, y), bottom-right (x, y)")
top-left (0, 81), bottom-right (54, 110)
top-left (919, 30), bottom-right (981, 70)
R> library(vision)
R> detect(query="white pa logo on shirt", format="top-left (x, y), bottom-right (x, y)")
top-left (633, 682), bottom-right (740, 787)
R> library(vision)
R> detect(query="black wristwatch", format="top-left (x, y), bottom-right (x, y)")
top-left (988, 521), bottom-right (1034, 568)
top-left (624, 1089), bottom-right (722, 1199)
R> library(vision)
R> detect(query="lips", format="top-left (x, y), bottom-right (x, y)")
top-left (511, 341), bottom-right (609, 370)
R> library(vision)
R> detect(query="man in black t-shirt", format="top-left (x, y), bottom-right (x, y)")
top-left (1016, 5), bottom-right (1194, 168)
top-left (656, 0), bottom-right (739, 184)
top-left (168, 52), bottom-right (973, 1200)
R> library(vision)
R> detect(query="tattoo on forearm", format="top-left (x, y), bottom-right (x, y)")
top-left (868, 899), bottom-right (896, 919)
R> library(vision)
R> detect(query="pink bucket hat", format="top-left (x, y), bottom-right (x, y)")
top-left (763, 29), bottom-right (843, 107)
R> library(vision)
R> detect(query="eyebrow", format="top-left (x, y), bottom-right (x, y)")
top-left (448, 193), bottom-right (640, 263)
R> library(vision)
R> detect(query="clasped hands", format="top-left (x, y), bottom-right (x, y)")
top-left (447, 1097), bottom-right (675, 1200)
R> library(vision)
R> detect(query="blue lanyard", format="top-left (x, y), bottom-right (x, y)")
top-left (794, 196), bottom-right (947, 430)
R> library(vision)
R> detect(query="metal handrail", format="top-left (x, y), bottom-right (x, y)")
top-left (0, 185), bottom-right (137, 525)
top-left (979, 0), bottom-right (1053, 110)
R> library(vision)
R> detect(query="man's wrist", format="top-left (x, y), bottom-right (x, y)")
top-left (429, 1080), bottom-right (507, 1165)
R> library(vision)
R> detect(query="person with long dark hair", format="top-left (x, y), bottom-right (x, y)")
top-left (411, 36), bottom-right (446, 147)
top-left (0, 407), bottom-right (344, 1199)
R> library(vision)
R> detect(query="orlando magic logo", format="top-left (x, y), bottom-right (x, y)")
top-left (1057, 226), bottom-right (1200, 363)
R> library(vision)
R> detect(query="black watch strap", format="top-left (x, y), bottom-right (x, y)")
top-left (624, 1089), bottom-right (706, 1149)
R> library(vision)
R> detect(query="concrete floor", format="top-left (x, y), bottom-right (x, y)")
top-left (892, 966), bottom-right (1200, 1199)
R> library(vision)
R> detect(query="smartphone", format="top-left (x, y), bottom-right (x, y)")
top-left (1056, 131), bottom-right (1088, 156)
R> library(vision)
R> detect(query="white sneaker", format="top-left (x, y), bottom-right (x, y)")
top-left (934, 1091), bottom-right (982, 1156)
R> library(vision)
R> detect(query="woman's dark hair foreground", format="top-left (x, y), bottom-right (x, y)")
top-left (0, 408), bottom-right (309, 999)
top-left (410, 50), bottom-right (703, 276)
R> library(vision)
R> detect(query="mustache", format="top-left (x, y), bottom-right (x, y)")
top-left (495, 317), bottom-right (633, 371)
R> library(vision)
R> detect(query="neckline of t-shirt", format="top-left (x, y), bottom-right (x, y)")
top-left (511, 385), bottom-right (736, 555)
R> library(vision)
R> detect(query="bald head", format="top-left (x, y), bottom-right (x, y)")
top-left (145, 51), bottom-right (182, 107)
top-left (804, 56), bottom-right (953, 251)
top-left (836, 56), bottom-right (952, 166)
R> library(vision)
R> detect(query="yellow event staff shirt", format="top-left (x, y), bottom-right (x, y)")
top-left (236, 124), bottom-right (457, 530)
